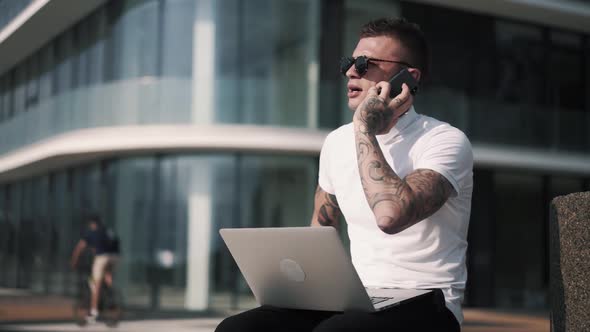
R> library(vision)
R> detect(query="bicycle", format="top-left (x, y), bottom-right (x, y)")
top-left (73, 263), bottom-right (123, 327)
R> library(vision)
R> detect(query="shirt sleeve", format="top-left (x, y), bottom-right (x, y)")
top-left (413, 127), bottom-right (473, 196)
top-left (318, 133), bottom-right (335, 195)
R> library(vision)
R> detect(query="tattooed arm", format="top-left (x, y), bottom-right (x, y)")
top-left (310, 185), bottom-right (341, 228)
top-left (353, 83), bottom-right (454, 234)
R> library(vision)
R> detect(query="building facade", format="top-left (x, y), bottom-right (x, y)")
top-left (0, 0), bottom-right (589, 312)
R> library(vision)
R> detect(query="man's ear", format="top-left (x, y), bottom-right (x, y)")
top-left (408, 68), bottom-right (421, 83)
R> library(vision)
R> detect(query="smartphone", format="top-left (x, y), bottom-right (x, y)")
top-left (387, 68), bottom-right (419, 98)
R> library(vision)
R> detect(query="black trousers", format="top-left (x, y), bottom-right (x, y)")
top-left (215, 289), bottom-right (460, 332)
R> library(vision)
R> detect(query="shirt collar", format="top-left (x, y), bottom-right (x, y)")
top-left (376, 106), bottom-right (419, 143)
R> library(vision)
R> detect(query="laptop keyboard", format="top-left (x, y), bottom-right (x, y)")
top-left (370, 296), bottom-right (393, 305)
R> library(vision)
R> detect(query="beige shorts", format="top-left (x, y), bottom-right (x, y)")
top-left (92, 254), bottom-right (118, 283)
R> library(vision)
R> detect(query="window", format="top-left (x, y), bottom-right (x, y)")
top-left (25, 55), bottom-right (40, 110)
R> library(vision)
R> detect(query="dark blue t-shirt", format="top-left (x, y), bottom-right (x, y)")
top-left (83, 228), bottom-right (118, 255)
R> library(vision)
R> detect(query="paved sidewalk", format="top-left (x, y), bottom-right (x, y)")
top-left (462, 309), bottom-right (549, 332)
top-left (0, 318), bottom-right (224, 332)
top-left (0, 289), bottom-right (549, 332)
top-left (0, 309), bottom-right (549, 332)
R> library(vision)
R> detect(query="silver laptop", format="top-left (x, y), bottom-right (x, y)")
top-left (219, 226), bottom-right (432, 312)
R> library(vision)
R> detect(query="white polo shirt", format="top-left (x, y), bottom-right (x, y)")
top-left (318, 107), bottom-right (473, 324)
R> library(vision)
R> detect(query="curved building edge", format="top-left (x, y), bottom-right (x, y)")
top-left (0, 124), bottom-right (589, 184)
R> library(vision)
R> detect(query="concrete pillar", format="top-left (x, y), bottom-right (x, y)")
top-left (191, 0), bottom-right (215, 124)
top-left (185, 160), bottom-right (212, 310)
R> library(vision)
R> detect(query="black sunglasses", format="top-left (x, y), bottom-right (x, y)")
top-left (340, 55), bottom-right (413, 76)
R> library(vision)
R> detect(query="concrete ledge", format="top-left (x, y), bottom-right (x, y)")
top-left (0, 124), bottom-right (329, 183)
top-left (1, 124), bottom-right (590, 184)
top-left (0, 0), bottom-right (108, 76)
top-left (411, 0), bottom-right (590, 34)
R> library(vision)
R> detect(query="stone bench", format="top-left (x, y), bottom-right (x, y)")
top-left (550, 191), bottom-right (590, 332)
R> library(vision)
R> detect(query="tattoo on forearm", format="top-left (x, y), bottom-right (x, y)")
top-left (369, 192), bottom-right (404, 210)
top-left (315, 186), bottom-right (340, 226)
top-left (360, 97), bottom-right (394, 135)
top-left (357, 140), bottom-right (371, 163)
top-left (353, 120), bottom-right (453, 233)
top-left (405, 169), bottom-right (453, 222)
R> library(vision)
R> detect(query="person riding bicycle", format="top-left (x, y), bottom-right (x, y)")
top-left (71, 215), bottom-right (120, 321)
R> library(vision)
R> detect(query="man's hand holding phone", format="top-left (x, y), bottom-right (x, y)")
top-left (353, 82), bottom-right (413, 135)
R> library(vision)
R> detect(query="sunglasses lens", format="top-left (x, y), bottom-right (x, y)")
top-left (340, 57), bottom-right (354, 75)
top-left (355, 56), bottom-right (368, 75)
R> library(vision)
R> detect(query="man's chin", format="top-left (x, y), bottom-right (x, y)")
top-left (348, 100), bottom-right (359, 112)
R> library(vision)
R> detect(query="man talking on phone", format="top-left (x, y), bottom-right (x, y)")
top-left (216, 17), bottom-right (472, 332)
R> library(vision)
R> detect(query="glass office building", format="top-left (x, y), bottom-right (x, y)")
top-left (0, 0), bottom-right (589, 311)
